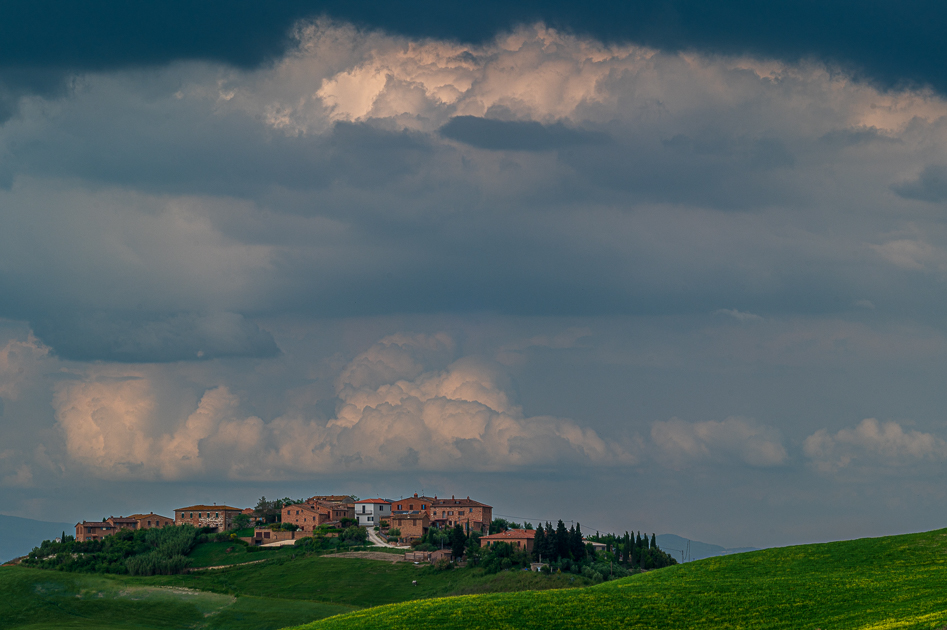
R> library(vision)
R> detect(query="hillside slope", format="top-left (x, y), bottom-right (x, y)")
top-left (291, 528), bottom-right (947, 630)
top-left (655, 533), bottom-right (758, 562)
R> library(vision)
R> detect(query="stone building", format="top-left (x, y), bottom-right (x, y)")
top-left (74, 513), bottom-right (170, 542)
top-left (129, 512), bottom-right (174, 529)
top-left (479, 529), bottom-right (536, 552)
top-left (388, 511), bottom-right (430, 543)
top-left (174, 504), bottom-right (243, 532)
top-left (429, 496), bottom-right (492, 534)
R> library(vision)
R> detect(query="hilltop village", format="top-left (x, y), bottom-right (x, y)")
top-left (60, 491), bottom-right (677, 574)
top-left (75, 493), bottom-right (493, 547)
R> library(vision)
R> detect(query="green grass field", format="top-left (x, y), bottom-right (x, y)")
top-left (290, 528), bottom-right (947, 630)
top-left (0, 545), bottom-right (591, 629)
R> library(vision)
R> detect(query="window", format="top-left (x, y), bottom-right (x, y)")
top-left (422, 504), bottom-right (426, 510)
top-left (397, 504), bottom-right (402, 510)
top-left (190, 513), bottom-right (194, 518)
top-left (469, 508), bottom-right (473, 513)
top-left (369, 516), bottom-right (373, 522)
top-left (216, 512), bottom-right (219, 518)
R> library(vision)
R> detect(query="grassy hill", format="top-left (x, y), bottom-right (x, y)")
top-left (289, 528), bottom-right (947, 630)
top-left (0, 546), bottom-right (591, 629)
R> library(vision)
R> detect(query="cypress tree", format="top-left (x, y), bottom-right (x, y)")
top-left (533, 525), bottom-right (545, 561)
top-left (651, 533), bottom-right (657, 550)
top-left (572, 522), bottom-right (585, 560)
top-left (555, 520), bottom-right (570, 559)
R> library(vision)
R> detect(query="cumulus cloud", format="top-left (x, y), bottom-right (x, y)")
top-left (803, 418), bottom-right (947, 473)
top-left (52, 333), bottom-right (630, 479)
top-left (651, 417), bottom-right (788, 468)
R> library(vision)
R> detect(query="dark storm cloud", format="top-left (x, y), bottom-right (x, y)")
top-left (3, 1), bottom-right (947, 104)
top-left (439, 116), bottom-right (608, 151)
top-left (31, 311), bottom-right (279, 363)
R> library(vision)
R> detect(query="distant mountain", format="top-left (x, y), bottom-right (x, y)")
top-left (656, 533), bottom-right (758, 563)
top-left (0, 514), bottom-right (75, 563)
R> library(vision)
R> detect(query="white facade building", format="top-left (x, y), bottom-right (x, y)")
top-left (354, 498), bottom-right (391, 527)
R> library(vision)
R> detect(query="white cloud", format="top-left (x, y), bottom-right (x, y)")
top-left (52, 333), bottom-right (631, 480)
top-left (217, 20), bottom-right (947, 138)
top-left (804, 418), bottom-right (947, 473)
top-left (651, 417), bottom-right (788, 468)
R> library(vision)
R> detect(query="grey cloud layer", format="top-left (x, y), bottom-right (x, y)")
top-left (3, 20), bottom-right (947, 546)
top-left (2, 22), bottom-right (947, 363)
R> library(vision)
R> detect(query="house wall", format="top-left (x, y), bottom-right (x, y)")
top-left (174, 508), bottom-right (240, 532)
top-left (354, 501), bottom-right (390, 526)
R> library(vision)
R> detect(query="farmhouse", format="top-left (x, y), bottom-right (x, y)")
top-left (388, 511), bottom-right (430, 543)
top-left (128, 513), bottom-right (174, 529)
top-left (75, 513), bottom-right (174, 542)
top-left (174, 505), bottom-right (243, 532)
top-left (430, 496), bottom-right (492, 534)
top-left (479, 529), bottom-right (536, 552)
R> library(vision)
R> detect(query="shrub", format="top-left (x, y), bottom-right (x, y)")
top-left (434, 557), bottom-right (453, 571)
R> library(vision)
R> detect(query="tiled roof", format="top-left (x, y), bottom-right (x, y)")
top-left (354, 498), bottom-right (391, 504)
top-left (128, 513), bottom-right (172, 520)
top-left (480, 529), bottom-right (536, 540)
top-left (175, 505), bottom-right (243, 512)
top-left (432, 497), bottom-right (491, 508)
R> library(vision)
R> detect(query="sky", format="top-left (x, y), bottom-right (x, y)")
top-left (2, 1), bottom-right (947, 549)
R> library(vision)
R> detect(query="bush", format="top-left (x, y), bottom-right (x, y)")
top-left (25, 525), bottom-right (200, 576)
top-left (341, 526), bottom-right (368, 544)
top-left (434, 557), bottom-right (453, 571)
top-left (388, 528), bottom-right (401, 539)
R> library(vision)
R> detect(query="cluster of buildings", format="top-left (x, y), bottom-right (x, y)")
top-left (357, 494), bottom-right (493, 543)
top-left (73, 492), bottom-right (494, 546)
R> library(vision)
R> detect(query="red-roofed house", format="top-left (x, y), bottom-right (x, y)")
top-left (354, 498), bottom-right (390, 527)
top-left (479, 529), bottom-right (536, 552)
top-left (430, 496), bottom-right (492, 535)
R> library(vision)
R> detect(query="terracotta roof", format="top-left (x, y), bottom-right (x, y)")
top-left (432, 497), bottom-right (491, 508)
top-left (77, 521), bottom-right (110, 527)
top-left (354, 498), bottom-right (391, 504)
top-left (108, 517), bottom-right (139, 524)
top-left (480, 529), bottom-right (536, 541)
top-left (128, 513), bottom-right (171, 520)
top-left (175, 505), bottom-right (242, 512)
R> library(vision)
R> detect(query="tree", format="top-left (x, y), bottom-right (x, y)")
top-left (532, 525), bottom-right (545, 561)
top-left (571, 522), bottom-right (586, 560)
top-left (489, 518), bottom-right (511, 534)
top-left (465, 531), bottom-right (482, 562)
top-left (555, 520), bottom-right (570, 559)
top-left (450, 524), bottom-right (467, 558)
top-left (231, 513), bottom-right (251, 530)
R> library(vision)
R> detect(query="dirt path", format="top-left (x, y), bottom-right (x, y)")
top-left (321, 551), bottom-right (406, 563)
top-left (186, 558), bottom-right (270, 572)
